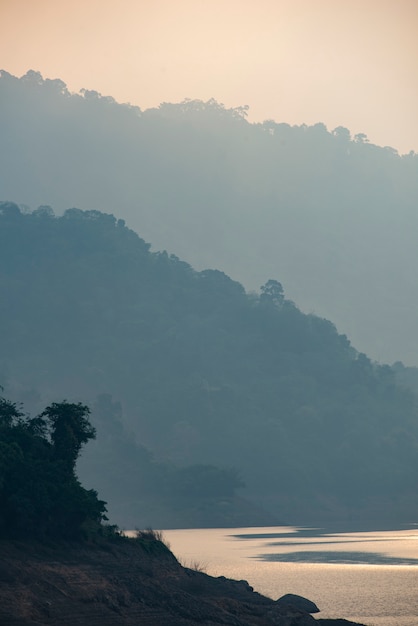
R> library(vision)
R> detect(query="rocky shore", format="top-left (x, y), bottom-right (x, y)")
top-left (0, 534), bottom-right (366, 625)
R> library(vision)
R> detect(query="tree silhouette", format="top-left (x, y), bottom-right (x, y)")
top-left (260, 279), bottom-right (285, 306)
top-left (0, 395), bottom-right (107, 540)
top-left (40, 402), bottom-right (95, 474)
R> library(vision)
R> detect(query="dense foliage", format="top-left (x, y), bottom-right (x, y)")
top-left (0, 392), bottom-right (107, 539)
top-left (1, 70), bottom-right (418, 363)
top-left (1, 203), bottom-right (418, 523)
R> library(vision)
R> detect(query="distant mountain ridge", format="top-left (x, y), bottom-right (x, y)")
top-left (1, 70), bottom-right (417, 364)
top-left (1, 202), bottom-right (418, 525)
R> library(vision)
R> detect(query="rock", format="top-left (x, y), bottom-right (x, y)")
top-left (276, 593), bottom-right (320, 613)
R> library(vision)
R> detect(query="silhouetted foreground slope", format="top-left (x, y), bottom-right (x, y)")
top-left (0, 394), bottom-right (365, 625)
top-left (0, 536), bottom-right (365, 626)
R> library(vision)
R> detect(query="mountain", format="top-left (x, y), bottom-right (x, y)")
top-left (1, 202), bottom-right (418, 524)
top-left (1, 70), bottom-right (418, 364)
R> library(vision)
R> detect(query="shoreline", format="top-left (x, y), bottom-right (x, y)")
top-left (0, 535), bottom-right (367, 625)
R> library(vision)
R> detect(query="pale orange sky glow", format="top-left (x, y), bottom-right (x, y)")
top-left (0, 0), bottom-right (417, 152)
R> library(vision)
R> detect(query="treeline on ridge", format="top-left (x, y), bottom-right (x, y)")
top-left (1, 69), bottom-right (418, 364)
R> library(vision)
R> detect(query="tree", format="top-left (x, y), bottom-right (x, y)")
top-left (39, 402), bottom-right (96, 473)
top-left (260, 279), bottom-right (285, 307)
top-left (0, 394), bottom-right (107, 540)
top-left (332, 126), bottom-right (351, 142)
top-left (0, 392), bottom-right (23, 427)
top-left (354, 132), bottom-right (369, 143)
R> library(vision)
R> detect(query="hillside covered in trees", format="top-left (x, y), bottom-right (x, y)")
top-left (1, 70), bottom-right (418, 364)
top-left (1, 203), bottom-right (418, 525)
top-left (0, 392), bottom-right (107, 540)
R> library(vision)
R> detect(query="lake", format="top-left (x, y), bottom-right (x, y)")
top-left (162, 525), bottom-right (418, 626)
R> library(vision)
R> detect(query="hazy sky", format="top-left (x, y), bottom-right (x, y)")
top-left (1, 0), bottom-right (417, 153)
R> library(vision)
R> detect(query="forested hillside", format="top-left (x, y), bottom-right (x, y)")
top-left (0, 393), bottom-right (107, 539)
top-left (1, 70), bottom-right (418, 364)
top-left (1, 203), bottom-right (418, 524)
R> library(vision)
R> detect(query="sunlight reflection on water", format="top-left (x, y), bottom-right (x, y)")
top-left (163, 525), bottom-right (418, 626)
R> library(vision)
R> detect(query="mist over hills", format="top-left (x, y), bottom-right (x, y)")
top-left (1, 70), bottom-right (417, 365)
top-left (1, 203), bottom-right (418, 525)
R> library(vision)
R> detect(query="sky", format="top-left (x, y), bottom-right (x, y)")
top-left (0, 0), bottom-right (417, 153)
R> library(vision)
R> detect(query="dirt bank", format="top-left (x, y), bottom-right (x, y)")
top-left (0, 535), bottom-right (366, 625)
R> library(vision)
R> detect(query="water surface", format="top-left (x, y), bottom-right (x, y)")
top-left (163, 525), bottom-right (418, 626)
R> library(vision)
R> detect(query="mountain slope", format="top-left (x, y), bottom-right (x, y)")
top-left (1, 203), bottom-right (417, 523)
top-left (1, 70), bottom-right (418, 363)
